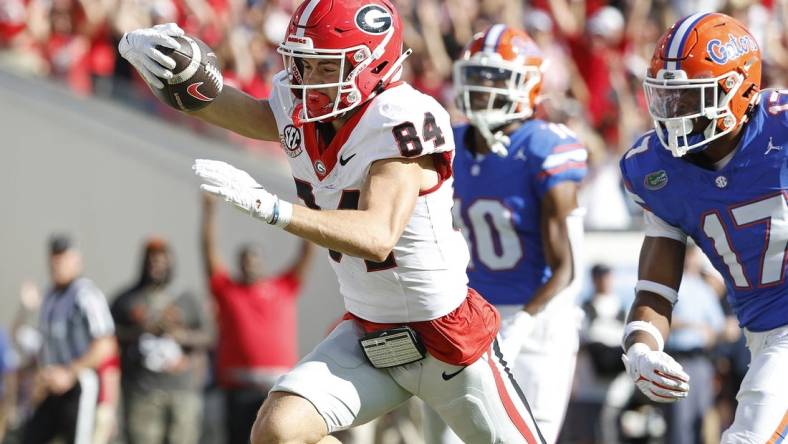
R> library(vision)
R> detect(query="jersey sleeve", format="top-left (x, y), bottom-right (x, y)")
top-left (360, 85), bottom-right (455, 163)
top-left (643, 210), bottom-right (687, 243)
top-left (75, 280), bottom-right (115, 338)
top-left (619, 133), bottom-right (652, 211)
top-left (530, 128), bottom-right (587, 197)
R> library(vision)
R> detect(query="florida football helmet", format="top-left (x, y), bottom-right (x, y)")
top-left (275, 0), bottom-right (410, 124)
top-left (454, 24), bottom-right (544, 155)
top-left (644, 12), bottom-right (761, 157)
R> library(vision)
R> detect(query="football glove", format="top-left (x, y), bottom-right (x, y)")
top-left (192, 159), bottom-right (292, 227)
top-left (622, 343), bottom-right (690, 403)
top-left (118, 23), bottom-right (184, 89)
top-left (498, 310), bottom-right (535, 360)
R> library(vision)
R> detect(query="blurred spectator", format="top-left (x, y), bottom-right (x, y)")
top-left (23, 234), bottom-right (117, 444)
top-left (111, 237), bottom-right (211, 444)
top-left (661, 245), bottom-right (726, 444)
top-left (0, 327), bottom-right (19, 442)
top-left (4, 281), bottom-right (45, 441)
top-left (548, 3), bottom-right (627, 147)
top-left (200, 193), bottom-right (315, 444)
top-left (92, 352), bottom-right (120, 444)
top-left (562, 263), bottom-right (628, 443)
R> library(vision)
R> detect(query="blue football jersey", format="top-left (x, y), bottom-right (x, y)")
top-left (453, 119), bottom-right (588, 306)
top-left (620, 89), bottom-right (788, 332)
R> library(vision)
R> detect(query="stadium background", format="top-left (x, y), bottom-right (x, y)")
top-left (0, 0), bottom-right (785, 442)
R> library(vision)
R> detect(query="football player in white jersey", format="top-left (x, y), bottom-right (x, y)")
top-left (119, 0), bottom-right (545, 443)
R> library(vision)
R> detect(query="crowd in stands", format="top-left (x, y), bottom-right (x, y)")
top-left (0, 0), bottom-right (784, 442)
top-left (2, 0), bottom-right (786, 228)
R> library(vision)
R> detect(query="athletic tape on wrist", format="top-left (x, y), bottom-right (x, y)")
top-left (635, 280), bottom-right (679, 305)
top-left (622, 320), bottom-right (665, 352)
top-left (269, 199), bottom-right (292, 228)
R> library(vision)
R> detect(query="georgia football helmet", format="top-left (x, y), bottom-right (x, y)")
top-left (453, 24), bottom-right (544, 156)
top-left (275, 0), bottom-right (410, 124)
top-left (644, 12), bottom-right (761, 157)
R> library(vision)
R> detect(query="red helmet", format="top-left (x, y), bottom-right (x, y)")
top-left (453, 24), bottom-right (544, 128)
top-left (644, 12), bottom-right (761, 157)
top-left (276, 0), bottom-right (408, 124)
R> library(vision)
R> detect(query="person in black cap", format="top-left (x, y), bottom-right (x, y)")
top-left (23, 234), bottom-right (117, 444)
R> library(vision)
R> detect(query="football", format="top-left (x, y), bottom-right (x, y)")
top-left (153, 35), bottom-right (223, 111)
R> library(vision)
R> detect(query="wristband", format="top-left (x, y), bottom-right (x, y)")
top-left (268, 198), bottom-right (292, 228)
top-left (622, 320), bottom-right (665, 351)
top-left (635, 279), bottom-right (679, 305)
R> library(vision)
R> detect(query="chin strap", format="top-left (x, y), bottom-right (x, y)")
top-left (472, 119), bottom-right (511, 157)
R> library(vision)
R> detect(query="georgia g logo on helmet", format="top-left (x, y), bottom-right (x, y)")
top-left (355, 4), bottom-right (392, 34)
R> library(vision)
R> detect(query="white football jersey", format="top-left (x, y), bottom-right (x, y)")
top-left (269, 71), bottom-right (470, 323)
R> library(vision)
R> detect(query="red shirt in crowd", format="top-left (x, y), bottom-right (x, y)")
top-left (209, 268), bottom-right (300, 388)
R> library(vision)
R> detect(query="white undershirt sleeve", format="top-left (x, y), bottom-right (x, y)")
top-left (643, 210), bottom-right (687, 243)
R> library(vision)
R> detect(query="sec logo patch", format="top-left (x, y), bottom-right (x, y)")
top-left (281, 125), bottom-right (303, 158)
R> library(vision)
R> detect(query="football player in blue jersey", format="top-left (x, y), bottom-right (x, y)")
top-left (423, 25), bottom-right (588, 444)
top-left (619, 12), bottom-right (788, 443)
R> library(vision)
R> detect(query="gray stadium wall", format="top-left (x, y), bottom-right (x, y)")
top-left (0, 69), bottom-right (345, 354)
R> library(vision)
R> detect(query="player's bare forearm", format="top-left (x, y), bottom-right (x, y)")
top-left (624, 236), bottom-right (686, 350)
top-left (285, 158), bottom-right (422, 262)
top-left (524, 182), bottom-right (577, 313)
top-left (286, 207), bottom-right (402, 261)
top-left (625, 295), bottom-right (674, 350)
top-left (189, 85), bottom-right (278, 141)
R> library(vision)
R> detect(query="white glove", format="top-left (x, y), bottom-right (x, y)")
top-left (498, 310), bottom-right (535, 360)
top-left (622, 343), bottom-right (690, 403)
top-left (118, 23), bottom-right (184, 89)
top-left (192, 159), bottom-right (292, 227)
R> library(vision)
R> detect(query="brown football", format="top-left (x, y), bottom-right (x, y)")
top-left (153, 35), bottom-right (222, 111)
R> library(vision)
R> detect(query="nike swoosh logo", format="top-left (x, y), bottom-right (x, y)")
top-left (339, 153), bottom-right (357, 166)
top-left (187, 82), bottom-right (211, 101)
top-left (441, 366), bottom-right (468, 381)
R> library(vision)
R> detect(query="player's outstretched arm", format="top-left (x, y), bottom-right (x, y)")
top-left (622, 236), bottom-right (690, 403)
top-left (285, 158), bottom-right (423, 262)
top-left (189, 86), bottom-right (279, 142)
top-left (193, 157), bottom-right (425, 262)
top-left (119, 23), bottom-right (279, 142)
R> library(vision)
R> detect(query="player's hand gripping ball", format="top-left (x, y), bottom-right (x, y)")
top-left (119, 23), bottom-right (222, 111)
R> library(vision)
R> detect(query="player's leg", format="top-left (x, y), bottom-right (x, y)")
top-left (407, 339), bottom-right (545, 444)
top-left (422, 403), bottom-right (464, 444)
top-left (511, 308), bottom-right (580, 443)
top-left (721, 326), bottom-right (788, 443)
top-left (251, 320), bottom-right (412, 444)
